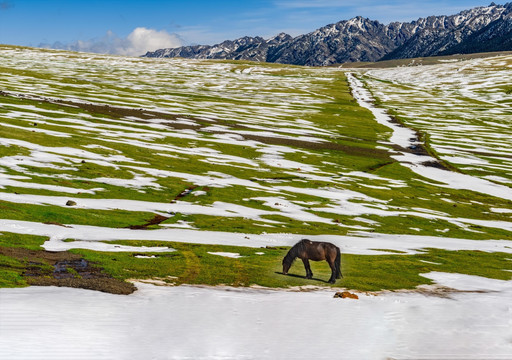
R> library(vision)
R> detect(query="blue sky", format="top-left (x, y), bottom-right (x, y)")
top-left (0, 0), bottom-right (494, 55)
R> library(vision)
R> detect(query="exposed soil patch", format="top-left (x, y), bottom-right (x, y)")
top-left (420, 160), bottom-right (448, 169)
top-left (0, 90), bottom-right (205, 131)
top-left (126, 214), bottom-right (169, 230)
top-left (125, 186), bottom-right (202, 229)
top-left (405, 144), bottom-right (430, 157)
top-left (366, 161), bottom-right (395, 173)
top-left (0, 246), bottom-right (135, 295)
top-left (1, 90), bottom-right (392, 161)
top-left (241, 133), bottom-right (390, 158)
top-left (265, 246), bottom-right (290, 250)
top-left (55, 99), bottom-right (207, 132)
top-left (43, 221), bottom-right (72, 228)
top-left (386, 115), bottom-right (452, 171)
top-left (174, 185), bottom-right (199, 201)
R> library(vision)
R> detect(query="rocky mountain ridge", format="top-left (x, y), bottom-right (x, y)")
top-left (143, 3), bottom-right (512, 65)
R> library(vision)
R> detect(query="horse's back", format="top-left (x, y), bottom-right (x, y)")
top-left (321, 241), bottom-right (339, 259)
top-left (302, 239), bottom-right (338, 251)
top-left (297, 239), bottom-right (334, 261)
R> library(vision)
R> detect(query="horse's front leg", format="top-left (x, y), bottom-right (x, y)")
top-left (302, 258), bottom-right (313, 279)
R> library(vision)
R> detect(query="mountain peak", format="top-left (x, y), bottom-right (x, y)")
top-left (267, 32), bottom-right (292, 43)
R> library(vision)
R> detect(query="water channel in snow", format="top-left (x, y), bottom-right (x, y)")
top-left (347, 73), bottom-right (512, 202)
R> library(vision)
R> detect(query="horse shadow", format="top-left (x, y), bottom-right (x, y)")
top-left (275, 272), bottom-right (328, 283)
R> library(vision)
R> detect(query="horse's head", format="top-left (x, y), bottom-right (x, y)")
top-left (282, 261), bottom-right (290, 275)
top-left (282, 253), bottom-right (293, 275)
top-left (282, 243), bottom-right (301, 275)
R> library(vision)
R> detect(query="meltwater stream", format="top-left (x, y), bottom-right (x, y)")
top-left (346, 73), bottom-right (512, 202)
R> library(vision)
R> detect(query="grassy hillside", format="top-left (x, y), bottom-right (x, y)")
top-left (0, 45), bottom-right (511, 292)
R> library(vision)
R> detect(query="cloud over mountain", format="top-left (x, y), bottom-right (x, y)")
top-left (40, 27), bottom-right (182, 57)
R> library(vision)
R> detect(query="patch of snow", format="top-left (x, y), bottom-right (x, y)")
top-left (207, 252), bottom-right (243, 259)
top-left (419, 260), bottom-right (442, 265)
top-left (0, 176), bottom-right (100, 194)
top-left (491, 208), bottom-right (512, 214)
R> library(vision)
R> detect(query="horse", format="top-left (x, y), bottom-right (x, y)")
top-left (282, 239), bottom-right (342, 284)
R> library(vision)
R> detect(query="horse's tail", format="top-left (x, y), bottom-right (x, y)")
top-left (335, 247), bottom-right (342, 279)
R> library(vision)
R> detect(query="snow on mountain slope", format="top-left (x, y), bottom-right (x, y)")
top-left (145, 3), bottom-right (512, 65)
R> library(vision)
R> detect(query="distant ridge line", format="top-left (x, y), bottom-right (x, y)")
top-left (143, 2), bottom-right (512, 66)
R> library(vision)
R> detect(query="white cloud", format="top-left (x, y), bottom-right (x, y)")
top-left (40, 27), bottom-right (182, 57)
top-left (119, 27), bottom-right (182, 56)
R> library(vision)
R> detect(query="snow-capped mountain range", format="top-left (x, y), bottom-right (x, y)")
top-left (143, 3), bottom-right (512, 65)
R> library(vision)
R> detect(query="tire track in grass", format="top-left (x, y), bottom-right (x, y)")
top-left (179, 250), bottom-right (201, 283)
top-left (233, 259), bottom-right (250, 286)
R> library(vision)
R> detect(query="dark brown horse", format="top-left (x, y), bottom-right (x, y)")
top-left (282, 239), bottom-right (342, 284)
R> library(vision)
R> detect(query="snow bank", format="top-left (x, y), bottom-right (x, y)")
top-left (1, 274), bottom-right (511, 359)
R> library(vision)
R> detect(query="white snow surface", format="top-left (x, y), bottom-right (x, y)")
top-left (207, 251), bottom-right (244, 259)
top-left (2, 219), bottom-right (512, 255)
top-left (1, 273), bottom-right (511, 360)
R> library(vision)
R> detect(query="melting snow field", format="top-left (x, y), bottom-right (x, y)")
top-left (1, 46), bottom-right (512, 243)
top-left (1, 272), bottom-right (512, 360)
top-left (1, 46), bottom-right (512, 359)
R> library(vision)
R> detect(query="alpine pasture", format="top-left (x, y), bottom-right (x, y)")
top-left (0, 45), bottom-right (512, 359)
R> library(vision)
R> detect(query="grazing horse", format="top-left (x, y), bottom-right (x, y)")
top-left (282, 239), bottom-right (342, 284)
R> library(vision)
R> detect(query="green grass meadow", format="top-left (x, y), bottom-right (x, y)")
top-left (0, 45), bottom-right (511, 293)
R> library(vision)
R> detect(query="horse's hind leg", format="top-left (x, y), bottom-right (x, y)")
top-left (327, 258), bottom-right (336, 284)
top-left (302, 258), bottom-right (313, 279)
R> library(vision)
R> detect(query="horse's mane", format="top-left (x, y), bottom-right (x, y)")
top-left (282, 239), bottom-right (308, 267)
